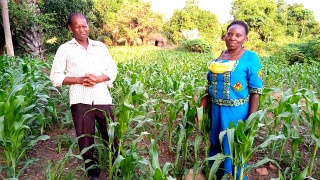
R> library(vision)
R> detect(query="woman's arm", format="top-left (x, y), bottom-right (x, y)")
top-left (199, 94), bottom-right (210, 108)
top-left (249, 93), bottom-right (260, 115)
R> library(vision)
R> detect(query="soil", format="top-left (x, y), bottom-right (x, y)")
top-left (0, 125), bottom-right (287, 180)
top-left (1, 91), bottom-right (319, 180)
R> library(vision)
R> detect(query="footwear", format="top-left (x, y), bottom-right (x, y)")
top-left (89, 176), bottom-right (99, 180)
top-left (86, 160), bottom-right (99, 180)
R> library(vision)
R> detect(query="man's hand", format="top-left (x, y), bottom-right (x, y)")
top-left (83, 74), bottom-right (99, 87)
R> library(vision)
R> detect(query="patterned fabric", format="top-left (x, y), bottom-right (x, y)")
top-left (212, 96), bottom-right (249, 106)
top-left (50, 38), bottom-right (117, 105)
top-left (249, 88), bottom-right (263, 94)
top-left (233, 81), bottom-right (243, 92)
top-left (207, 50), bottom-right (263, 179)
top-left (207, 50), bottom-right (263, 106)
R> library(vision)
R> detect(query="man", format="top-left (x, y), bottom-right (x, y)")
top-left (50, 12), bottom-right (118, 180)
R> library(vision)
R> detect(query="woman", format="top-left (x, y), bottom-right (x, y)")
top-left (50, 12), bottom-right (118, 180)
top-left (198, 20), bottom-right (263, 179)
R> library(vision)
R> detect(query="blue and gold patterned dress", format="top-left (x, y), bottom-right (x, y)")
top-left (207, 49), bottom-right (263, 178)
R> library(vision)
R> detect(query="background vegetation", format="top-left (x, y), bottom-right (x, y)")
top-left (1, 0), bottom-right (319, 58)
top-left (0, 0), bottom-right (320, 179)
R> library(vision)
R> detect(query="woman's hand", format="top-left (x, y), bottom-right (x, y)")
top-left (194, 113), bottom-right (199, 124)
top-left (194, 94), bottom-right (210, 124)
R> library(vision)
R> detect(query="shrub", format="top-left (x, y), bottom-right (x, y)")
top-left (97, 36), bottom-right (113, 46)
top-left (181, 39), bottom-right (212, 53)
top-left (274, 36), bottom-right (320, 65)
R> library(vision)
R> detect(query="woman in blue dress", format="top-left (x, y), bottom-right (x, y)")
top-left (197, 20), bottom-right (263, 179)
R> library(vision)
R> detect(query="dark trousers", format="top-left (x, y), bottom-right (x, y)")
top-left (71, 103), bottom-right (119, 177)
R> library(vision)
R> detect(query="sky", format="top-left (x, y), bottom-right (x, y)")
top-left (147, 0), bottom-right (320, 23)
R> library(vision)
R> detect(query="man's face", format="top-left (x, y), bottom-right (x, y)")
top-left (68, 15), bottom-right (89, 42)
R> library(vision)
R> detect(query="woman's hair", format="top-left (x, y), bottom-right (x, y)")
top-left (227, 20), bottom-right (249, 35)
top-left (67, 12), bottom-right (86, 27)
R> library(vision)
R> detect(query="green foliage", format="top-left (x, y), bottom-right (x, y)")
top-left (7, 1), bottom-right (49, 31)
top-left (231, 0), bottom-right (281, 42)
top-left (259, 88), bottom-right (320, 179)
top-left (164, 4), bottom-right (219, 44)
top-left (231, 0), bottom-right (319, 42)
top-left (207, 111), bottom-right (285, 180)
top-left (91, 0), bottom-right (129, 43)
top-left (54, 134), bottom-right (74, 153)
top-left (2, 45), bottom-right (320, 178)
top-left (115, 1), bottom-right (163, 45)
top-left (1, 0), bottom-right (53, 55)
top-left (44, 138), bottom-right (85, 180)
top-left (273, 36), bottom-right (320, 64)
top-left (0, 55), bottom-right (57, 178)
top-left (181, 39), bottom-right (212, 53)
top-left (41, 0), bottom-right (99, 52)
top-left (286, 4), bottom-right (319, 37)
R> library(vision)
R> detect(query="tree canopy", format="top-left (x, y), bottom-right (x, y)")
top-left (231, 0), bottom-right (319, 42)
top-left (0, 0), bottom-right (319, 55)
top-left (164, 3), bottom-right (219, 44)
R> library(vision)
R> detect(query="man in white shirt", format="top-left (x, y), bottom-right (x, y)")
top-left (50, 12), bottom-right (118, 180)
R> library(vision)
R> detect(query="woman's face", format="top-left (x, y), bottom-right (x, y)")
top-left (224, 24), bottom-right (247, 50)
top-left (68, 15), bottom-right (89, 42)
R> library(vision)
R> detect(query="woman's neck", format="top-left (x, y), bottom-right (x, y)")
top-left (226, 47), bottom-right (242, 54)
top-left (222, 47), bottom-right (243, 60)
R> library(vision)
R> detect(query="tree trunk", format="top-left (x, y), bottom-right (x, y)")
top-left (1, 0), bottom-right (15, 56)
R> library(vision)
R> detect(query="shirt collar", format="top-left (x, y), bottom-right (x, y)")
top-left (69, 38), bottom-right (99, 47)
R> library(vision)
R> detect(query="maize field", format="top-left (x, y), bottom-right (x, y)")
top-left (0, 46), bottom-right (319, 179)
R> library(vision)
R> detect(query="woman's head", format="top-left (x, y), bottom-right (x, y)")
top-left (227, 20), bottom-right (249, 36)
top-left (225, 20), bottom-right (249, 50)
top-left (67, 12), bottom-right (89, 42)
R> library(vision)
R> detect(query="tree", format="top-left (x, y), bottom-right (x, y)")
top-left (286, 3), bottom-right (318, 37)
top-left (116, 1), bottom-right (163, 46)
top-left (9, 0), bottom-right (46, 57)
top-left (1, 0), bottom-right (14, 56)
top-left (42, 0), bottom-right (97, 52)
top-left (276, 0), bottom-right (288, 26)
top-left (92, 0), bottom-right (127, 45)
top-left (164, 3), bottom-right (219, 44)
top-left (231, 0), bottom-right (319, 42)
top-left (231, 0), bottom-right (281, 42)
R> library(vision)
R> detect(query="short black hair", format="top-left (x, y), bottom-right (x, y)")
top-left (227, 20), bottom-right (249, 35)
top-left (67, 12), bottom-right (86, 27)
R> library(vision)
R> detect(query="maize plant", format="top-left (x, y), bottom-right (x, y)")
top-left (207, 110), bottom-right (285, 180)
top-left (301, 89), bottom-right (320, 177)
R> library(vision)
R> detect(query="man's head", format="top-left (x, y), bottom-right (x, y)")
top-left (67, 12), bottom-right (89, 42)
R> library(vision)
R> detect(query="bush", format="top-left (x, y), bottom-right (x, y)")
top-left (97, 36), bottom-right (113, 46)
top-left (273, 36), bottom-right (320, 65)
top-left (181, 39), bottom-right (212, 53)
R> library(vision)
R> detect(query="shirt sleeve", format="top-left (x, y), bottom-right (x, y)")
top-left (100, 44), bottom-right (118, 85)
top-left (50, 45), bottom-right (67, 87)
top-left (247, 52), bottom-right (263, 94)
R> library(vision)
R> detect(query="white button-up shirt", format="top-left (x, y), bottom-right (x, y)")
top-left (50, 38), bottom-right (117, 105)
